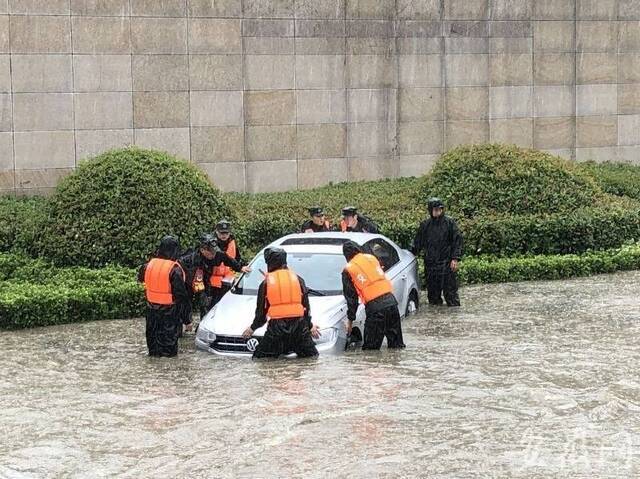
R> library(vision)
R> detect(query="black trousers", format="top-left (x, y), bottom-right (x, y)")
top-left (362, 305), bottom-right (406, 350)
top-left (426, 263), bottom-right (460, 306)
top-left (145, 306), bottom-right (182, 357)
top-left (253, 317), bottom-right (318, 359)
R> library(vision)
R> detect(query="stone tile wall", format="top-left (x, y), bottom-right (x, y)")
top-left (0, 0), bottom-right (639, 194)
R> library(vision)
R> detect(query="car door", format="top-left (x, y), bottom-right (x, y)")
top-left (362, 238), bottom-right (405, 308)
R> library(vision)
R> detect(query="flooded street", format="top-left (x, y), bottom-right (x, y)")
top-left (2, 272), bottom-right (640, 478)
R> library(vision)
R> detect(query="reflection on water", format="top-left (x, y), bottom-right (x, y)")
top-left (2, 272), bottom-right (640, 478)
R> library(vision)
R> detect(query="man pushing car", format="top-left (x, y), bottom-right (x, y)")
top-left (242, 247), bottom-right (320, 359)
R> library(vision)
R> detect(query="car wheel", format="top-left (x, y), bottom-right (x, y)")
top-left (405, 290), bottom-right (419, 317)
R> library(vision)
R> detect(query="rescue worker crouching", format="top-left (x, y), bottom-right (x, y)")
top-left (138, 235), bottom-right (191, 357)
top-left (179, 233), bottom-right (251, 318)
top-left (339, 206), bottom-right (379, 234)
top-left (342, 240), bottom-right (405, 350)
top-left (209, 220), bottom-right (245, 308)
top-left (242, 247), bottom-right (320, 359)
top-left (411, 197), bottom-right (463, 307)
top-left (300, 206), bottom-right (331, 233)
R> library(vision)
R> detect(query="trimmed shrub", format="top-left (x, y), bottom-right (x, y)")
top-left (0, 196), bottom-right (49, 253)
top-left (0, 253), bottom-right (144, 329)
top-left (0, 281), bottom-right (144, 330)
top-left (420, 144), bottom-right (604, 218)
top-left (461, 202), bottom-right (640, 256)
top-left (578, 161), bottom-right (640, 201)
top-left (459, 244), bottom-right (640, 285)
top-left (39, 148), bottom-right (232, 267)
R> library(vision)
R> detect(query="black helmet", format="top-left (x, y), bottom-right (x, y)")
top-left (215, 220), bottom-right (231, 233)
top-left (199, 233), bottom-right (218, 251)
top-left (427, 197), bottom-right (445, 210)
top-left (308, 206), bottom-right (324, 217)
top-left (342, 240), bottom-right (362, 261)
top-left (342, 206), bottom-right (357, 217)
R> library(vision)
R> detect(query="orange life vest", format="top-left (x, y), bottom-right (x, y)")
top-left (344, 253), bottom-right (393, 304)
top-left (210, 239), bottom-right (237, 288)
top-left (266, 269), bottom-right (305, 320)
top-left (144, 258), bottom-right (186, 305)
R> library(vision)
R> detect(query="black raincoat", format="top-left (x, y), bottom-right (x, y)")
top-left (340, 215), bottom-right (379, 234)
top-left (179, 247), bottom-right (244, 316)
top-left (138, 236), bottom-right (191, 357)
top-left (250, 248), bottom-right (318, 359)
top-left (411, 210), bottom-right (463, 306)
top-left (342, 241), bottom-right (405, 350)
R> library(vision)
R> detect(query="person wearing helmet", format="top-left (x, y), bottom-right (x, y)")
top-left (137, 235), bottom-right (191, 357)
top-left (300, 206), bottom-right (331, 233)
top-left (338, 206), bottom-right (379, 234)
top-left (242, 247), bottom-right (320, 359)
top-left (342, 240), bottom-right (405, 350)
top-left (179, 233), bottom-right (251, 318)
top-left (411, 198), bottom-right (463, 306)
top-left (209, 220), bottom-right (245, 308)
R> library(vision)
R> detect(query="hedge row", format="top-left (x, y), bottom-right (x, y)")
top-left (230, 195), bottom-right (640, 258)
top-left (459, 244), bottom-right (640, 285)
top-left (460, 202), bottom-right (640, 256)
top-left (3, 147), bottom-right (640, 266)
top-left (226, 177), bottom-right (424, 256)
top-left (0, 253), bottom-right (144, 329)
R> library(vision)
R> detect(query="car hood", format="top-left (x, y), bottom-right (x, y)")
top-left (199, 292), bottom-right (347, 336)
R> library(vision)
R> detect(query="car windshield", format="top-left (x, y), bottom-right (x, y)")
top-left (232, 252), bottom-right (346, 296)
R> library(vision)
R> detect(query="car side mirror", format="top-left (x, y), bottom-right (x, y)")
top-left (222, 277), bottom-right (235, 288)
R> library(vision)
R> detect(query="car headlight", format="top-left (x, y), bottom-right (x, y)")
top-left (196, 327), bottom-right (216, 343)
top-left (314, 327), bottom-right (337, 344)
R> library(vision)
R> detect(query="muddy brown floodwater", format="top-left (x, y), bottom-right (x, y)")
top-left (2, 272), bottom-right (640, 478)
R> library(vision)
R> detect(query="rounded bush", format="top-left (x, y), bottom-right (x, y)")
top-left (420, 144), bottom-right (604, 218)
top-left (40, 148), bottom-right (232, 267)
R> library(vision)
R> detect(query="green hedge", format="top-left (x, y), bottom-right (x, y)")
top-left (226, 177), bottom-right (424, 256)
top-left (578, 161), bottom-right (640, 201)
top-left (0, 253), bottom-right (144, 329)
top-left (38, 148), bottom-right (232, 268)
top-left (420, 144), bottom-right (604, 217)
top-left (459, 244), bottom-right (640, 284)
top-left (0, 195), bottom-right (48, 253)
top-left (461, 202), bottom-right (640, 256)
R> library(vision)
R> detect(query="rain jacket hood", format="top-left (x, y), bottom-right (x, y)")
top-left (342, 240), bottom-right (363, 262)
top-left (265, 247), bottom-right (287, 272)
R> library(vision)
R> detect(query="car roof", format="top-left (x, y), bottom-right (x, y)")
top-left (264, 232), bottom-right (396, 255)
top-left (273, 232), bottom-right (388, 246)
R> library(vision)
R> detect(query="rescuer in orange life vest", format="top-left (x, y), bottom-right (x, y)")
top-left (300, 206), bottom-right (332, 233)
top-left (179, 232), bottom-right (250, 318)
top-left (338, 206), bottom-right (379, 234)
top-left (138, 235), bottom-right (191, 357)
top-left (242, 247), bottom-right (320, 359)
top-left (208, 220), bottom-right (245, 308)
top-left (342, 240), bottom-right (405, 350)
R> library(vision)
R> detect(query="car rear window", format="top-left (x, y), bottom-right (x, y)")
top-left (280, 237), bottom-right (351, 246)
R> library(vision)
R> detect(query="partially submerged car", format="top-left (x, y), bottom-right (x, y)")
top-left (195, 232), bottom-right (420, 357)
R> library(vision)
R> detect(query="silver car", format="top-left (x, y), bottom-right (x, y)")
top-left (195, 232), bottom-right (421, 357)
